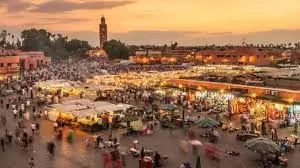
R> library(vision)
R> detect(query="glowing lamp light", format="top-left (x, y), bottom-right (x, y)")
top-left (288, 98), bottom-right (294, 103)
top-left (251, 93), bottom-right (256, 98)
top-left (239, 97), bottom-right (245, 103)
top-left (197, 87), bottom-right (202, 90)
top-left (178, 84), bottom-right (183, 88)
top-left (220, 89), bottom-right (224, 93)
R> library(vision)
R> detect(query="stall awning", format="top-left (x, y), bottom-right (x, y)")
top-left (70, 108), bottom-right (105, 118)
top-left (51, 99), bottom-right (134, 118)
top-left (257, 95), bottom-right (300, 105)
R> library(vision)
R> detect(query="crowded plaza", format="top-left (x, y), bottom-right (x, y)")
top-left (1, 60), bottom-right (300, 168)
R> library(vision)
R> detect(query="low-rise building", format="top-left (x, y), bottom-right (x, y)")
top-left (86, 49), bottom-right (107, 57)
top-left (195, 47), bottom-right (275, 66)
top-left (0, 56), bottom-right (20, 74)
top-left (0, 51), bottom-right (51, 75)
top-left (129, 47), bottom-right (281, 65)
top-left (16, 51), bottom-right (51, 70)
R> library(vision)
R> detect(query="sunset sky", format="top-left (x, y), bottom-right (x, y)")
top-left (1, 0), bottom-right (300, 46)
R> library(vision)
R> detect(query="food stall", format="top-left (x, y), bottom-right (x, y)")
top-left (48, 99), bottom-right (133, 131)
top-left (287, 104), bottom-right (300, 125)
top-left (36, 80), bottom-right (123, 98)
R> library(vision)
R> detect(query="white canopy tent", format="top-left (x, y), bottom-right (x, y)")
top-left (50, 99), bottom-right (133, 119)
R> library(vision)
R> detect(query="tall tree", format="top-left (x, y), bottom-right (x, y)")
top-left (171, 42), bottom-right (178, 50)
top-left (16, 38), bottom-right (21, 49)
top-left (0, 30), bottom-right (8, 49)
top-left (21, 28), bottom-right (90, 61)
top-left (103, 39), bottom-right (130, 60)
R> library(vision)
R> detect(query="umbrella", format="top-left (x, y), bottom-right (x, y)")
top-left (161, 104), bottom-right (176, 111)
top-left (196, 155), bottom-right (202, 168)
top-left (197, 118), bottom-right (219, 128)
top-left (244, 137), bottom-right (280, 154)
top-left (188, 140), bottom-right (203, 146)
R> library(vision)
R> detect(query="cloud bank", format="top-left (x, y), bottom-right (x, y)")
top-left (0, 0), bottom-right (134, 13)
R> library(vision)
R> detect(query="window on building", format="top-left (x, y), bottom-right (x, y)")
top-left (0, 63), bottom-right (4, 67)
top-left (7, 63), bottom-right (12, 66)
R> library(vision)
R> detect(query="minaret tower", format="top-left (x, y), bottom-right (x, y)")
top-left (99, 16), bottom-right (107, 48)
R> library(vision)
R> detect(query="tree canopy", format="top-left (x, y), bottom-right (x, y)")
top-left (102, 39), bottom-right (131, 60)
top-left (20, 28), bottom-right (91, 60)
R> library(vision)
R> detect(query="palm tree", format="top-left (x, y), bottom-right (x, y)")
top-left (288, 43), bottom-right (292, 49)
top-left (7, 33), bottom-right (11, 47)
top-left (11, 35), bottom-right (15, 49)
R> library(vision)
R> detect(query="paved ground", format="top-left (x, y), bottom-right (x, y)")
top-left (1, 94), bottom-right (300, 168)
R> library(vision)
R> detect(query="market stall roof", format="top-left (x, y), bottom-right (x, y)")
top-left (61, 99), bottom-right (93, 106)
top-left (257, 95), bottom-right (294, 105)
top-left (69, 108), bottom-right (105, 118)
top-left (51, 104), bottom-right (88, 112)
top-left (96, 103), bottom-right (133, 113)
top-left (81, 84), bottom-right (123, 91)
top-left (51, 99), bottom-right (134, 119)
top-left (35, 80), bottom-right (80, 89)
top-left (196, 118), bottom-right (219, 128)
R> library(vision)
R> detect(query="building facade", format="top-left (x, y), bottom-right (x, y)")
top-left (195, 48), bottom-right (275, 66)
top-left (17, 51), bottom-right (51, 70)
top-left (86, 49), bottom-right (107, 57)
top-left (0, 56), bottom-right (20, 74)
top-left (129, 47), bottom-right (277, 65)
top-left (99, 16), bottom-right (107, 48)
top-left (172, 79), bottom-right (300, 101)
top-left (0, 51), bottom-right (51, 75)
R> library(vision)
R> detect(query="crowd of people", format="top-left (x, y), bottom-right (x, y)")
top-left (0, 59), bottom-right (193, 168)
top-left (1, 57), bottom-right (296, 168)
top-left (22, 57), bottom-right (187, 83)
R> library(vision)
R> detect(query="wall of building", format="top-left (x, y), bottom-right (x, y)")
top-left (17, 51), bottom-right (51, 70)
top-left (0, 56), bottom-right (20, 74)
top-left (195, 49), bottom-right (274, 66)
top-left (135, 50), bottom-right (162, 57)
top-left (130, 47), bottom-right (276, 65)
top-left (171, 79), bottom-right (300, 101)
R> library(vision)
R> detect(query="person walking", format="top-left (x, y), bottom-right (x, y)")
top-left (271, 128), bottom-right (275, 141)
top-left (13, 108), bottom-right (18, 118)
top-left (47, 141), bottom-right (55, 155)
top-left (31, 123), bottom-right (36, 136)
top-left (35, 123), bottom-right (40, 135)
top-left (274, 128), bottom-right (278, 141)
top-left (0, 99), bottom-right (3, 108)
top-left (0, 137), bottom-right (5, 152)
top-left (140, 147), bottom-right (145, 159)
top-left (29, 157), bottom-right (34, 168)
top-left (154, 152), bottom-right (160, 168)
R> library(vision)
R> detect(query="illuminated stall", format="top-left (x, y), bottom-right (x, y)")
top-left (288, 104), bottom-right (300, 125)
top-left (48, 99), bottom-right (132, 131)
